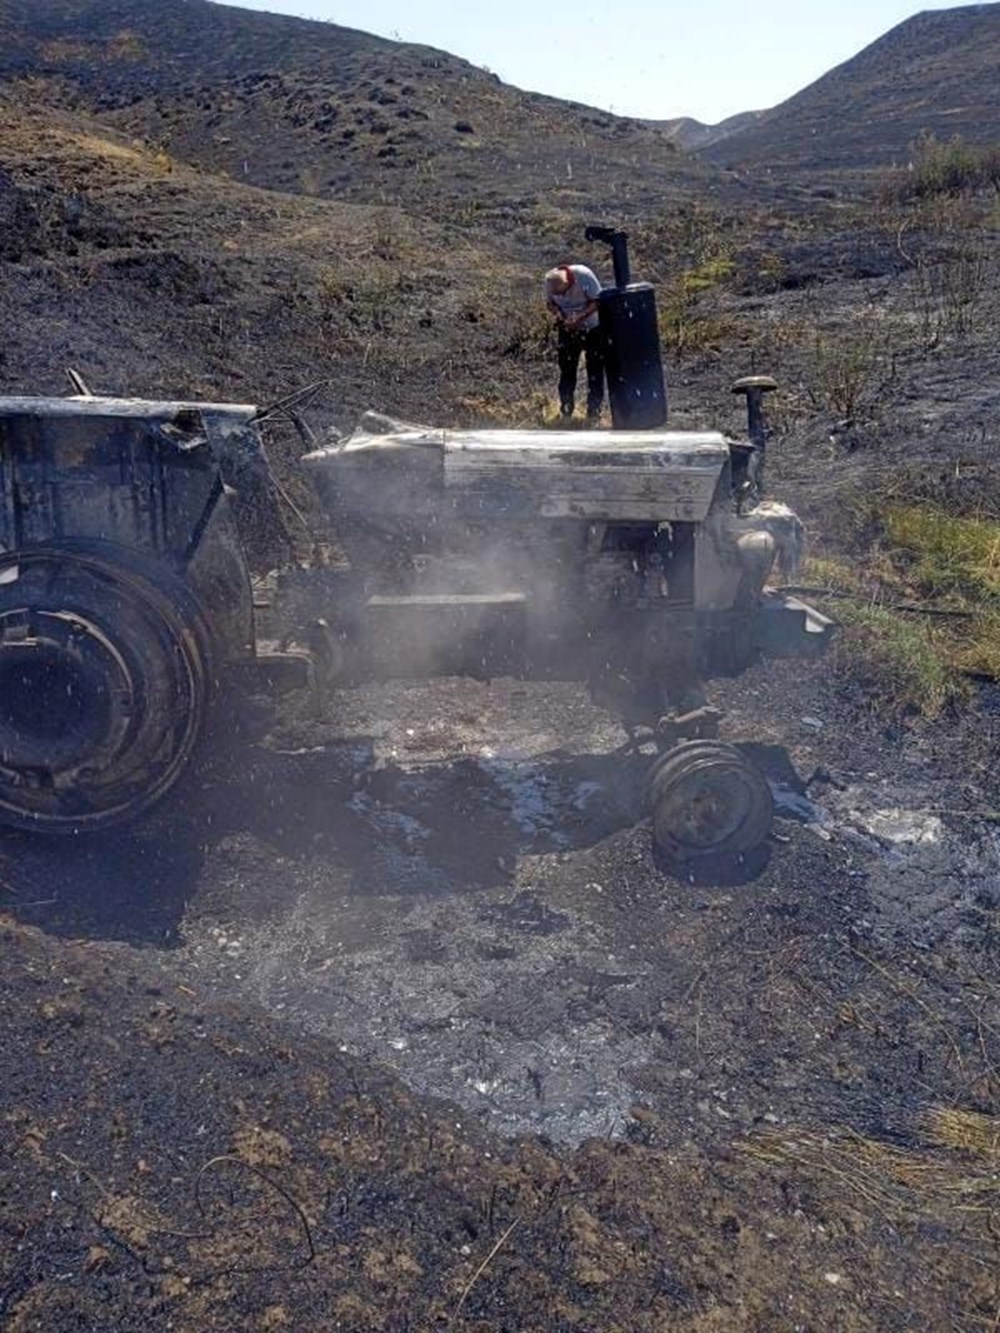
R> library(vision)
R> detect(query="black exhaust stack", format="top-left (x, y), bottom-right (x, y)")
top-left (586, 225), bottom-right (667, 431)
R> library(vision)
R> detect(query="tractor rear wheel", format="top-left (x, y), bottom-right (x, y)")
top-left (0, 548), bottom-right (213, 834)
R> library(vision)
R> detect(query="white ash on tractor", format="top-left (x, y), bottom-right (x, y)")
top-left (0, 233), bottom-right (832, 865)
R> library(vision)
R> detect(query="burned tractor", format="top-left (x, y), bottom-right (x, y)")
top-left (0, 232), bottom-right (832, 863)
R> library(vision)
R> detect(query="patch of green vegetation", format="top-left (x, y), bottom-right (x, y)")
top-left (678, 255), bottom-right (736, 296)
top-left (832, 602), bottom-right (967, 718)
top-left (632, 204), bottom-right (746, 360)
top-left (883, 505), bottom-right (1000, 602)
top-left (657, 253), bottom-right (741, 359)
top-left (453, 391), bottom-right (555, 428)
top-left (814, 503), bottom-right (1000, 715)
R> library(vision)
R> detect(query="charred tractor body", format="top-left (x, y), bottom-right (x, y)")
top-left (0, 234), bottom-right (832, 863)
top-left (0, 397), bottom-right (299, 833)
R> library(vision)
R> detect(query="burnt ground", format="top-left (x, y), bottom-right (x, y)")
top-left (2, 656), bottom-right (998, 1330)
top-left (2, 10), bottom-right (1000, 1327)
top-left (1, 133), bottom-right (999, 1329)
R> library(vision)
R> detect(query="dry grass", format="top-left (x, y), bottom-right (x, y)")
top-left (955, 613), bottom-right (1000, 679)
top-left (740, 1110), bottom-right (999, 1234)
top-left (925, 1106), bottom-right (1000, 1157)
top-left (453, 391), bottom-right (581, 429)
top-left (68, 132), bottom-right (146, 164)
top-left (889, 132), bottom-right (1000, 202)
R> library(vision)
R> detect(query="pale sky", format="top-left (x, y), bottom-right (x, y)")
top-left (220, 0), bottom-right (981, 123)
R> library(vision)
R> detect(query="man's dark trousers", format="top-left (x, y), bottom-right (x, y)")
top-left (558, 324), bottom-right (605, 418)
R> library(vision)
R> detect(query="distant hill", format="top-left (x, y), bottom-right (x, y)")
top-left (656, 111), bottom-right (766, 153)
top-left (701, 3), bottom-right (1000, 172)
top-left (0, 0), bottom-right (713, 226)
top-left (6, 0), bottom-right (1000, 468)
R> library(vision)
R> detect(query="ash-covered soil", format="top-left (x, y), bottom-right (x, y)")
top-left (2, 661), bottom-right (997, 1329)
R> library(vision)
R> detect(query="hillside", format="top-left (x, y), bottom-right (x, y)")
top-left (702, 3), bottom-right (1000, 172)
top-left (3, 0), bottom-right (1000, 456)
top-left (656, 110), bottom-right (766, 152)
top-left (0, 90), bottom-right (566, 493)
top-left (0, 78), bottom-right (755, 511)
top-left (0, 0), bottom-right (712, 227)
top-left (0, 0), bottom-right (804, 459)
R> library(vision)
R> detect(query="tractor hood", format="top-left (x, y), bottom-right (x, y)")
top-left (304, 414), bottom-right (730, 524)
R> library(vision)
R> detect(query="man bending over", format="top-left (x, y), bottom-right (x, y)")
top-left (544, 263), bottom-right (605, 424)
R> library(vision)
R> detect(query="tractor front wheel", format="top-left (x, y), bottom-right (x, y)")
top-left (649, 740), bottom-right (773, 864)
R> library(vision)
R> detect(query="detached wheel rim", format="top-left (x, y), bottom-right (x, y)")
top-left (650, 740), bottom-right (773, 861)
top-left (0, 551), bottom-right (211, 833)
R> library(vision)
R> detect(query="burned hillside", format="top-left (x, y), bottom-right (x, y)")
top-left (702, 3), bottom-right (1000, 173)
top-left (0, 0), bottom-right (710, 225)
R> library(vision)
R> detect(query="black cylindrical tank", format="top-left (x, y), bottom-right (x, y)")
top-left (599, 282), bottom-right (667, 430)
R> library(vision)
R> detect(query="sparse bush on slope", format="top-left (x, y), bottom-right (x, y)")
top-left (892, 132), bottom-right (1000, 202)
